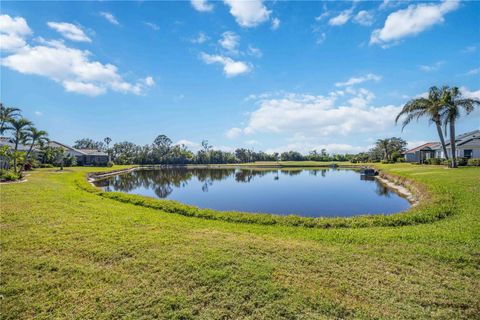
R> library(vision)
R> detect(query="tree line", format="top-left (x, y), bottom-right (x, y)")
top-left (72, 135), bottom-right (408, 165)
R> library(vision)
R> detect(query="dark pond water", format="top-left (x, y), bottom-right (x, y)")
top-left (94, 167), bottom-right (411, 217)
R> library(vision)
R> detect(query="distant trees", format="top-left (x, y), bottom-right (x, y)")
top-left (73, 138), bottom-right (105, 150)
top-left (370, 137), bottom-right (407, 162)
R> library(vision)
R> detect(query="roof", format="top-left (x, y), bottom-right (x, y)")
top-left (405, 142), bottom-right (439, 154)
top-left (444, 129), bottom-right (480, 147)
top-left (78, 149), bottom-right (108, 156)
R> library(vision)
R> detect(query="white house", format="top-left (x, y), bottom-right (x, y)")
top-left (405, 130), bottom-right (480, 163)
top-left (432, 130), bottom-right (480, 159)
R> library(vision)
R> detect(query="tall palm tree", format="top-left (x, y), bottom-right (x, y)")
top-left (0, 103), bottom-right (21, 135)
top-left (396, 86), bottom-right (449, 160)
top-left (442, 87), bottom-right (480, 168)
top-left (4, 118), bottom-right (32, 172)
top-left (25, 127), bottom-right (49, 163)
top-left (104, 137), bottom-right (112, 162)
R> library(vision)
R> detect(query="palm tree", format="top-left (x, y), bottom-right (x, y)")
top-left (442, 87), bottom-right (480, 168)
top-left (0, 103), bottom-right (21, 135)
top-left (25, 127), bottom-right (49, 163)
top-left (396, 86), bottom-right (450, 160)
top-left (104, 137), bottom-right (112, 162)
top-left (4, 118), bottom-right (32, 172)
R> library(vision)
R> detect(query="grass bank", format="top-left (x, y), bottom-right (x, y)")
top-left (1, 164), bottom-right (479, 319)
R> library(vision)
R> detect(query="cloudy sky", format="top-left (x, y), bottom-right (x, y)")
top-left (1, 0), bottom-right (479, 153)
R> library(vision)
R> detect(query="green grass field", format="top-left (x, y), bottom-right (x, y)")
top-left (1, 163), bottom-right (479, 319)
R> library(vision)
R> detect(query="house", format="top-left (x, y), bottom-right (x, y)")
top-left (404, 142), bottom-right (439, 163)
top-left (405, 130), bottom-right (480, 163)
top-left (432, 130), bottom-right (480, 159)
top-left (48, 141), bottom-right (109, 166)
top-left (0, 138), bottom-right (109, 166)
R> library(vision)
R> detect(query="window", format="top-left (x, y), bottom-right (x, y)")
top-left (464, 150), bottom-right (473, 159)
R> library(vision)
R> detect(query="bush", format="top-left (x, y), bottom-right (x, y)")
top-left (467, 158), bottom-right (480, 166)
top-left (37, 163), bottom-right (54, 168)
top-left (0, 170), bottom-right (22, 181)
top-left (381, 160), bottom-right (395, 164)
top-left (396, 158), bottom-right (405, 163)
top-left (426, 158), bottom-right (441, 165)
top-left (63, 154), bottom-right (77, 167)
top-left (457, 157), bottom-right (468, 166)
top-left (107, 161), bottom-right (114, 167)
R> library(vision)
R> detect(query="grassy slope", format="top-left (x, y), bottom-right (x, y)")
top-left (1, 164), bottom-right (479, 319)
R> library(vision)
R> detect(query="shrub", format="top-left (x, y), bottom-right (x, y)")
top-left (457, 157), bottom-right (468, 166)
top-left (37, 163), bottom-right (54, 168)
top-left (0, 170), bottom-right (22, 182)
top-left (396, 158), bottom-right (405, 163)
top-left (63, 154), bottom-right (77, 167)
top-left (467, 158), bottom-right (480, 166)
top-left (107, 161), bottom-right (114, 167)
top-left (426, 158), bottom-right (441, 165)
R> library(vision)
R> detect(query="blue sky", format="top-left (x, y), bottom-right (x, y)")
top-left (1, 0), bottom-right (479, 153)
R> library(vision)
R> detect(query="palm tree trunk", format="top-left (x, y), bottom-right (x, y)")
top-left (449, 118), bottom-right (457, 168)
top-left (435, 121), bottom-right (449, 160)
top-left (13, 137), bottom-right (18, 173)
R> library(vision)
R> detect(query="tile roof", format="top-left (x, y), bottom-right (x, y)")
top-left (405, 142), bottom-right (439, 154)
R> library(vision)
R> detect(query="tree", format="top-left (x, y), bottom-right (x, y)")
top-left (73, 138), bottom-right (104, 150)
top-left (396, 86), bottom-right (450, 160)
top-left (3, 118), bottom-right (32, 172)
top-left (25, 127), bottom-right (49, 163)
top-left (104, 137), bottom-right (112, 162)
top-left (442, 87), bottom-right (480, 168)
top-left (153, 135), bottom-right (172, 163)
top-left (376, 139), bottom-right (390, 161)
top-left (0, 103), bottom-right (21, 135)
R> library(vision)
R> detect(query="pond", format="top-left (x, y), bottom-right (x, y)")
top-left (94, 167), bottom-right (411, 217)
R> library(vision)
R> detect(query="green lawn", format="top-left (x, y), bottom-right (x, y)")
top-left (1, 164), bottom-right (479, 319)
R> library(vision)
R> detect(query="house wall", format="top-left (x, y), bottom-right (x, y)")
top-left (405, 153), bottom-right (417, 162)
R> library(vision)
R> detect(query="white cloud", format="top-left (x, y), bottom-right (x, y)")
top-left (100, 12), bottom-right (119, 26)
top-left (219, 31), bottom-right (240, 53)
top-left (461, 45), bottom-right (477, 53)
top-left (223, 0), bottom-right (271, 28)
top-left (315, 32), bottom-right (326, 45)
top-left (47, 22), bottom-right (91, 42)
top-left (241, 91), bottom-right (401, 139)
top-left (34, 111), bottom-right (43, 116)
top-left (0, 14), bottom-right (32, 51)
top-left (144, 76), bottom-right (155, 87)
top-left (191, 0), bottom-right (214, 12)
top-left (353, 10), bottom-right (374, 26)
top-left (144, 22), bottom-right (160, 31)
top-left (419, 61), bottom-right (445, 72)
top-left (315, 12), bottom-right (330, 22)
top-left (465, 68), bottom-right (479, 76)
top-left (370, 0), bottom-right (459, 46)
top-left (226, 127), bottom-right (242, 139)
top-left (2, 37), bottom-right (151, 96)
top-left (271, 17), bottom-right (280, 30)
top-left (176, 139), bottom-right (200, 150)
top-left (460, 87), bottom-right (480, 100)
top-left (335, 73), bottom-right (382, 87)
top-left (191, 32), bottom-right (209, 44)
top-left (248, 45), bottom-right (262, 58)
top-left (245, 139), bottom-right (260, 145)
top-left (200, 53), bottom-right (251, 77)
top-left (329, 9), bottom-right (352, 26)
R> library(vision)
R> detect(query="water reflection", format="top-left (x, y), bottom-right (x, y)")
top-left (94, 167), bottom-right (410, 217)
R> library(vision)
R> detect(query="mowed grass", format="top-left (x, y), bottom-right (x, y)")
top-left (1, 164), bottom-right (479, 319)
